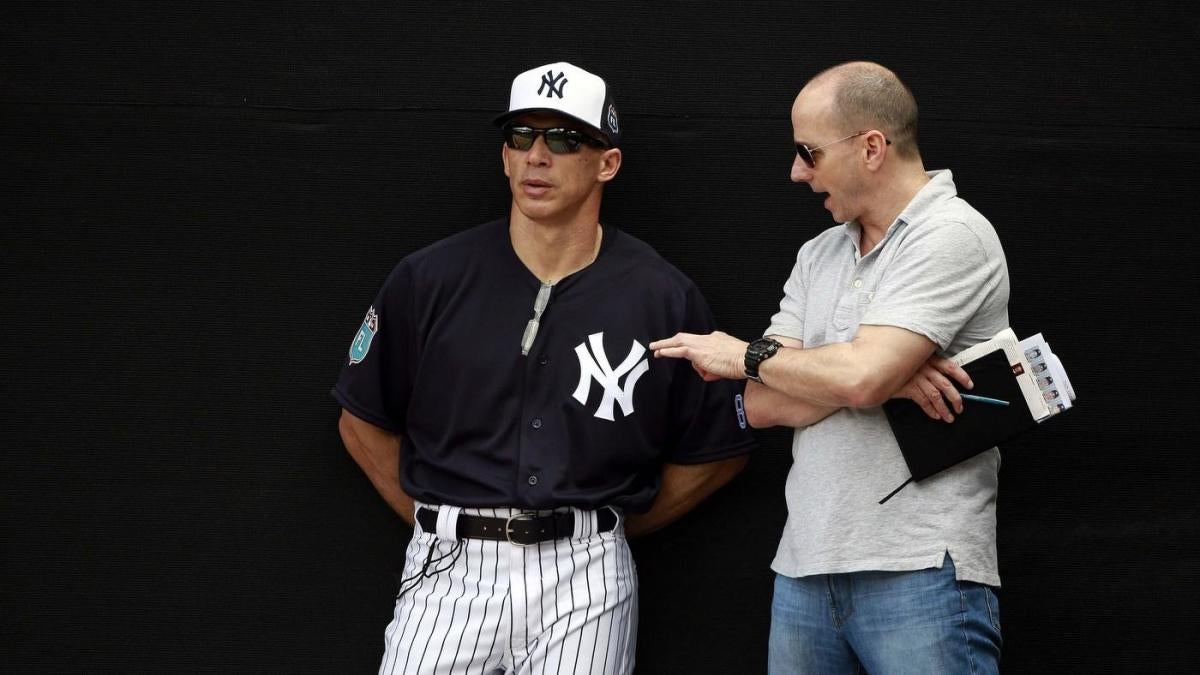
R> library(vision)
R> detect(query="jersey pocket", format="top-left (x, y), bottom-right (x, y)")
top-left (831, 291), bottom-right (874, 337)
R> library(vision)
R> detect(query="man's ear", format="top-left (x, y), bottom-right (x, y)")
top-left (501, 143), bottom-right (512, 178)
top-left (596, 147), bottom-right (622, 183)
top-left (863, 131), bottom-right (889, 171)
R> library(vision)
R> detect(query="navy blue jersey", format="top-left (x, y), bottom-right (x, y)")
top-left (333, 218), bottom-right (755, 512)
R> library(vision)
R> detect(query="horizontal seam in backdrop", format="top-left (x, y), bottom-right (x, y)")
top-left (1, 99), bottom-right (1198, 132)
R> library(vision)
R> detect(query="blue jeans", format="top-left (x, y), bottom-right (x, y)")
top-left (769, 555), bottom-right (1001, 675)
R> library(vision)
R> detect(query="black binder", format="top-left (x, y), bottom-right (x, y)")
top-left (879, 348), bottom-right (1037, 503)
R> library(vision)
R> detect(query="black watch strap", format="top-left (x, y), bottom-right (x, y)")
top-left (744, 337), bottom-right (782, 382)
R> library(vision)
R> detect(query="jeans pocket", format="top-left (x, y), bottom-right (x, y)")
top-left (982, 585), bottom-right (1002, 634)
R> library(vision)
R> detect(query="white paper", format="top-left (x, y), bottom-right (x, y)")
top-left (952, 328), bottom-right (1051, 421)
top-left (1018, 332), bottom-right (1075, 419)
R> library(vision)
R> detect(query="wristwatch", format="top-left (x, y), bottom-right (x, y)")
top-left (744, 337), bottom-right (782, 383)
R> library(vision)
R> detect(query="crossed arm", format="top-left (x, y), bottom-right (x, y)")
top-left (741, 336), bottom-right (840, 428)
top-left (338, 409), bottom-right (747, 535)
top-left (650, 325), bottom-right (974, 428)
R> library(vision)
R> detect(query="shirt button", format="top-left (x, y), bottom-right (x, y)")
top-left (538, 355), bottom-right (548, 365)
top-left (853, 278), bottom-right (863, 288)
top-left (527, 475), bottom-right (539, 486)
top-left (531, 418), bottom-right (543, 429)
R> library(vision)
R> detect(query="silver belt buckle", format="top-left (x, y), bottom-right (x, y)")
top-left (504, 512), bottom-right (538, 547)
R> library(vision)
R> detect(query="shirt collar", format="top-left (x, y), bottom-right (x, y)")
top-left (892, 169), bottom-right (957, 228)
top-left (840, 169), bottom-right (958, 258)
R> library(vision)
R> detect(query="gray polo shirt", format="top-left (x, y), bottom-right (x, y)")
top-left (765, 170), bottom-right (1010, 586)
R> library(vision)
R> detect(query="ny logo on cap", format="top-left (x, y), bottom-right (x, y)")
top-left (572, 332), bottom-right (649, 421)
top-left (538, 70), bottom-right (568, 98)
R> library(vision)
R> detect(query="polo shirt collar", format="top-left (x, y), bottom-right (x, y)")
top-left (840, 169), bottom-right (958, 258)
top-left (892, 169), bottom-right (957, 229)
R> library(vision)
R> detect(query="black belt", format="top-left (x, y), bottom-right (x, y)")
top-left (416, 507), bottom-right (617, 546)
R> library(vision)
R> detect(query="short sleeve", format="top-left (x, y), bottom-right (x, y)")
top-left (862, 222), bottom-right (1005, 350)
top-left (664, 285), bottom-right (757, 464)
top-left (331, 261), bottom-right (416, 433)
top-left (765, 245), bottom-right (809, 341)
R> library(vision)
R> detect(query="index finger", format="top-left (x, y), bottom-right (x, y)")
top-left (648, 333), bottom-right (692, 351)
top-left (931, 357), bottom-right (973, 390)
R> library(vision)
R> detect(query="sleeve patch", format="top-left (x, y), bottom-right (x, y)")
top-left (348, 306), bottom-right (379, 364)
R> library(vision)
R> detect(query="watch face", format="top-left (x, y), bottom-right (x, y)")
top-left (746, 338), bottom-right (778, 379)
top-left (750, 338), bottom-right (778, 356)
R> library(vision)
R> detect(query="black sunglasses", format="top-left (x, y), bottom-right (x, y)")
top-left (503, 125), bottom-right (609, 154)
top-left (795, 130), bottom-right (891, 169)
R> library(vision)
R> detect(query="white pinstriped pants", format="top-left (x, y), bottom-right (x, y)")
top-left (378, 504), bottom-right (638, 675)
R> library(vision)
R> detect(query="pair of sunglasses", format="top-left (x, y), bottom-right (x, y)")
top-left (795, 130), bottom-right (891, 168)
top-left (503, 125), bottom-right (609, 154)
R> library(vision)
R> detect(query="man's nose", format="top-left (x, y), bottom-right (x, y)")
top-left (790, 154), bottom-right (813, 183)
top-left (526, 135), bottom-right (553, 165)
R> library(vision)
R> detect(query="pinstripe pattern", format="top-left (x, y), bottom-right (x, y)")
top-left (377, 504), bottom-right (636, 675)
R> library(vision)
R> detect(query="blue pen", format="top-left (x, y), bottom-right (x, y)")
top-left (960, 393), bottom-right (1010, 407)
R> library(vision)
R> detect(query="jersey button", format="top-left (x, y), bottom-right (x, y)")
top-left (538, 355), bottom-right (548, 365)
top-left (527, 475), bottom-right (539, 486)
top-left (531, 418), bottom-right (543, 429)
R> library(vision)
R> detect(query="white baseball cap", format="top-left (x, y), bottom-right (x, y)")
top-left (493, 62), bottom-right (620, 147)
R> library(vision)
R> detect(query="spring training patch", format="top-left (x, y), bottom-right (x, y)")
top-left (348, 306), bottom-right (378, 364)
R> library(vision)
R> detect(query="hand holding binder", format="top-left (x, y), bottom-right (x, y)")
top-left (880, 348), bottom-right (1038, 502)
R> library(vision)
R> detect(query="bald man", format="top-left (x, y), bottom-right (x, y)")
top-left (651, 62), bottom-right (1007, 674)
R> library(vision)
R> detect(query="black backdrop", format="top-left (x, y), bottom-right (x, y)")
top-left (4, 2), bottom-right (1199, 673)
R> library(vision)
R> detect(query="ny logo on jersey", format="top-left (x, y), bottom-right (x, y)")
top-left (572, 332), bottom-right (649, 421)
top-left (538, 69), bottom-right (567, 98)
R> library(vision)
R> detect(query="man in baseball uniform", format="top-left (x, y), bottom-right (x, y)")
top-left (333, 62), bottom-right (755, 675)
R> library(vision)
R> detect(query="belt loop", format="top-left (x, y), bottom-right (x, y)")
top-left (413, 501), bottom-right (433, 535)
top-left (435, 505), bottom-right (462, 541)
top-left (597, 504), bottom-right (619, 535)
top-left (571, 507), bottom-right (596, 541)
top-left (412, 502), bottom-right (425, 533)
top-left (604, 505), bottom-right (622, 535)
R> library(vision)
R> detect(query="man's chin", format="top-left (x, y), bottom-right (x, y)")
top-left (823, 198), bottom-right (850, 223)
top-left (514, 200), bottom-right (560, 223)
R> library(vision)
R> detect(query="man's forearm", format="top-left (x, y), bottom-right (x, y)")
top-left (360, 460), bottom-right (416, 526)
top-left (743, 380), bottom-right (839, 429)
top-left (650, 325), bottom-right (936, 409)
top-left (624, 455), bottom-right (748, 537)
top-left (338, 411), bottom-right (416, 525)
top-left (756, 342), bottom-right (876, 408)
top-left (757, 328), bottom-right (935, 409)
